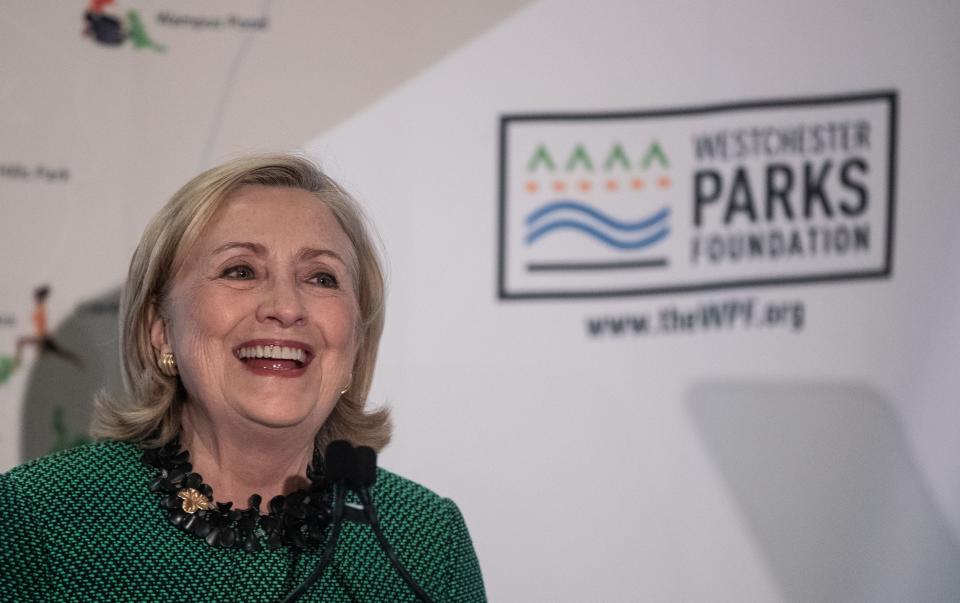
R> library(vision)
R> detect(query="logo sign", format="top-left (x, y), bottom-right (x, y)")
top-left (498, 91), bottom-right (897, 299)
top-left (84, 0), bottom-right (164, 51)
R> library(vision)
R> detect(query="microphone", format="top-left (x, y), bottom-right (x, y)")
top-left (351, 445), bottom-right (377, 489)
top-left (324, 440), bottom-right (355, 483)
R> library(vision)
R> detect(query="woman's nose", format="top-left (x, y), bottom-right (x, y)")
top-left (257, 276), bottom-right (306, 327)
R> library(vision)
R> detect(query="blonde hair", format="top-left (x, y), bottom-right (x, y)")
top-left (92, 154), bottom-right (391, 450)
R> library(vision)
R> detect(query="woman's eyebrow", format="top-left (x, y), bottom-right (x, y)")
top-left (211, 241), bottom-right (265, 255)
top-left (209, 243), bottom-right (353, 270)
top-left (299, 247), bottom-right (348, 265)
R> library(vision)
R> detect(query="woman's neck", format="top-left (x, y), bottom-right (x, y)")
top-left (179, 408), bottom-right (316, 506)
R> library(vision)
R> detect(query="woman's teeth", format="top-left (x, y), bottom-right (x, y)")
top-left (236, 345), bottom-right (306, 362)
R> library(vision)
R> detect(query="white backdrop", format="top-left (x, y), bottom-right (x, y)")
top-left (2, 2), bottom-right (959, 601)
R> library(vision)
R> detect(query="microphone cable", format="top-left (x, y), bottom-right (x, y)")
top-left (356, 486), bottom-right (434, 603)
top-left (279, 481), bottom-right (346, 603)
top-left (279, 441), bottom-right (436, 603)
top-left (279, 441), bottom-right (352, 603)
top-left (353, 446), bottom-right (435, 603)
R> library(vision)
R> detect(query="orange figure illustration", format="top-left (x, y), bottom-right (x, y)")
top-left (16, 286), bottom-right (83, 369)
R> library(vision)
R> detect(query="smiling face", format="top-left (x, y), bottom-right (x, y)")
top-left (150, 185), bottom-right (359, 435)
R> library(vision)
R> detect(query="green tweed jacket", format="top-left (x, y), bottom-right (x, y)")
top-left (0, 441), bottom-right (485, 602)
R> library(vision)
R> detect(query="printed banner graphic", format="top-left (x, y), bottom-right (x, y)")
top-left (498, 91), bottom-right (897, 298)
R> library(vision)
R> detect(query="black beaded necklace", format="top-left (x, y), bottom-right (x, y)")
top-left (141, 437), bottom-right (333, 551)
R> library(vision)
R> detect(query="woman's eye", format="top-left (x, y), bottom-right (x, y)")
top-left (308, 272), bottom-right (339, 288)
top-left (222, 265), bottom-right (255, 280)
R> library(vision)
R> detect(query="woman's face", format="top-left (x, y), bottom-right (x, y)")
top-left (151, 185), bottom-right (359, 435)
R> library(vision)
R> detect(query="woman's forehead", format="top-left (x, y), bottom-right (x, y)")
top-left (200, 185), bottom-right (356, 259)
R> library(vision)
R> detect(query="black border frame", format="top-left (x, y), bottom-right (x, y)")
top-left (497, 90), bottom-right (898, 300)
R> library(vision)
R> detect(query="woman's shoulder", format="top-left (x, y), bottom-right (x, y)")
top-left (373, 467), bottom-right (447, 507)
top-left (3, 440), bottom-right (143, 497)
top-left (371, 466), bottom-right (475, 530)
top-left (6, 440), bottom-right (139, 477)
top-left (343, 468), bottom-right (487, 600)
top-left (366, 467), bottom-right (478, 560)
top-left (371, 467), bottom-right (465, 528)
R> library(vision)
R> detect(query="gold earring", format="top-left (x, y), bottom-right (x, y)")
top-left (158, 352), bottom-right (178, 377)
top-left (340, 374), bottom-right (352, 396)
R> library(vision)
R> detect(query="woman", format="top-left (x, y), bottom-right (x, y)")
top-left (0, 155), bottom-right (485, 602)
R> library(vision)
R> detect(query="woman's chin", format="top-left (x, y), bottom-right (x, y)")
top-left (236, 402), bottom-right (332, 432)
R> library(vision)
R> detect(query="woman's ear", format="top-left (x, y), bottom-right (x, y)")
top-left (148, 302), bottom-right (169, 353)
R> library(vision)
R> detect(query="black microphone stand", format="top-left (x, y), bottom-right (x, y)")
top-left (280, 481), bottom-right (346, 603)
top-left (280, 441), bottom-right (436, 603)
top-left (279, 441), bottom-right (354, 603)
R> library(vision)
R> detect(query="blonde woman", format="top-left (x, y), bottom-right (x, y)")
top-left (1, 155), bottom-right (485, 602)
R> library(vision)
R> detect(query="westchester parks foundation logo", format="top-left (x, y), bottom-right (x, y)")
top-left (498, 91), bottom-right (897, 299)
top-left (522, 141), bottom-right (672, 257)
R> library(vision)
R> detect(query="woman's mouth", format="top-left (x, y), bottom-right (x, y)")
top-left (234, 341), bottom-right (312, 376)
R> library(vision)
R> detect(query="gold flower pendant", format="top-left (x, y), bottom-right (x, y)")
top-left (177, 487), bottom-right (213, 514)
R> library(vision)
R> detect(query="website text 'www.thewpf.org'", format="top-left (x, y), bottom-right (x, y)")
top-left (586, 298), bottom-right (805, 337)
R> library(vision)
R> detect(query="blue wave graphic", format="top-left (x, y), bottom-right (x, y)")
top-left (526, 200), bottom-right (670, 231)
top-left (526, 221), bottom-right (670, 250)
top-left (524, 199), bottom-right (671, 250)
